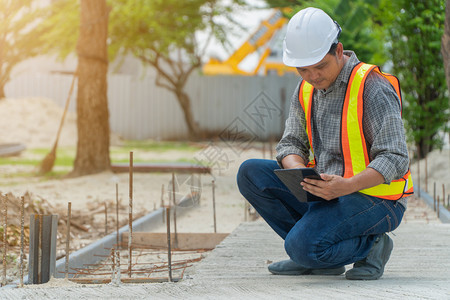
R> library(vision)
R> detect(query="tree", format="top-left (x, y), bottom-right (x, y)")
top-left (38, 0), bottom-right (241, 140)
top-left (442, 0), bottom-right (450, 94)
top-left (108, 0), bottom-right (241, 139)
top-left (383, 0), bottom-right (449, 158)
top-left (71, 0), bottom-right (111, 176)
top-left (0, 1), bottom-right (45, 98)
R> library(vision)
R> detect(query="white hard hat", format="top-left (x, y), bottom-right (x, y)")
top-left (283, 7), bottom-right (341, 67)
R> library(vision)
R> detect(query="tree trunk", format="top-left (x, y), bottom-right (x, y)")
top-left (176, 89), bottom-right (200, 140)
top-left (443, 0), bottom-right (450, 94)
top-left (71, 0), bottom-right (110, 176)
top-left (0, 84), bottom-right (5, 99)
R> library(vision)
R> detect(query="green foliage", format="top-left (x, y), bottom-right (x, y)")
top-left (108, 0), bottom-right (243, 65)
top-left (32, 0), bottom-right (79, 61)
top-left (35, 0), bottom-right (241, 65)
top-left (382, 0), bottom-right (449, 156)
top-left (0, 1), bottom-right (50, 97)
top-left (265, 0), bottom-right (388, 65)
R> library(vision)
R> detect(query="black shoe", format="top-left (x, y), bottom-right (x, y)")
top-left (268, 259), bottom-right (345, 276)
top-left (345, 233), bottom-right (393, 280)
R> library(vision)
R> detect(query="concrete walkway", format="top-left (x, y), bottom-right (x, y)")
top-left (2, 197), bottom-right (450, 299)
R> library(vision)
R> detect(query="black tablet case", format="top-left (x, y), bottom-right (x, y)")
top-left (274, 168), bottom-right (325, 202)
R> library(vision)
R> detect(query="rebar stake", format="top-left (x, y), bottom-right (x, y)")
top-left (116, 183), bottom-right (119, 248)
top-left (437, 196), bottom-right (440, 218)
top-left (20, 196), bottom-right (25, 287)
top-left (104, 202), bottom-right (108, 235)
top-left (2, 193), bottom-right (7, 287)
top-left (171, 173), bottom-right (178, 248)
top-left (166, 206), bottom-right (172, 282)
top-left (65, 202), bottom-right (72, 280)
top-left (443, 184), bottom-right (446, 209)
top-left (161, 184), bottom-right (165, 207)
top-left (212, 180), bottom-right (217, 233)
top-left (434, 182), bottom-right (436, 211)
top-left (161, 184), bottom-right (165, 223)
top-left (115, 250), bottom-right (121, 285)
top-left (110, 248), bottom-right (115, 284)
top-left (128, 151), bottom-right (133, 278)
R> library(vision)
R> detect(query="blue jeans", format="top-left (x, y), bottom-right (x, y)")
top-left (237, 159), bottom-right (405, 269)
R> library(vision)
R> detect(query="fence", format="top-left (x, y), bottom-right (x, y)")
top-left (5, 72), bottom-right (300, 141)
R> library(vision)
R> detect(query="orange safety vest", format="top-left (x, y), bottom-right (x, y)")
top-left (298, 62), bottom-right (414, 200)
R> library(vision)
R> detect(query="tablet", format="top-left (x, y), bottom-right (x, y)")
top-left (274, 168), bottom-right (326, 202)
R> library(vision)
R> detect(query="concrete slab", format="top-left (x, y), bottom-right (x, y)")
top-left (2, 218), bottom-right (450, 299)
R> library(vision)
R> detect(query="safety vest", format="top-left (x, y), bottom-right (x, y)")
top-left (298, 62), bottom-right (414, 200)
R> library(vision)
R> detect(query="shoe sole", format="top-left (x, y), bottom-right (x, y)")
top-left (311, 266), bottom-right (346, 275)
top-left (269, 267), bottom-right (345, 276)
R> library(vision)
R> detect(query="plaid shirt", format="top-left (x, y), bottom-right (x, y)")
top-left (276, 51), bottom-right (410, 206)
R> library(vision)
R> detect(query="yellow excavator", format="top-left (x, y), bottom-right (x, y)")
top-left (202, 9), bottom-right (297, 76)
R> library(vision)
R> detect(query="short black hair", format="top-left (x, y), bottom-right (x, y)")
top-left (328, 42), bottom-right (338, 56)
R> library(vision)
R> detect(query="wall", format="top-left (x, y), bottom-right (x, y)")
top-left (5, 72), bottom-right (300, 141)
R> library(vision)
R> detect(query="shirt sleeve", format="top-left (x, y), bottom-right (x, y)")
top-left (363, 72), bottom-right (410, 183)
top-left (275, 81), bottom-right (311, 168)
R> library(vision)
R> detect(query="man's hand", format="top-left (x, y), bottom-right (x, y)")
top-left (301, 174), bottom-right (351, 200)
top-left (300, 168), bottom-right (386, 200)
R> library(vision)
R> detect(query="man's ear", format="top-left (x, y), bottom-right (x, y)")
top-left (336, 42), bottom-right (344, 58)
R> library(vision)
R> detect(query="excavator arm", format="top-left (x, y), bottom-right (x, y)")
top-left (203, 9), bottom-right (296, 76)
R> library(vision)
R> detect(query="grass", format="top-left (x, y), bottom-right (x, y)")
top-left (117, 140), bottom-right (201, 153)
top-left (0, 140), bottom-right (204, 184)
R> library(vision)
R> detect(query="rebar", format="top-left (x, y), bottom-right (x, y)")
top-left (2, 193), bottom-right (7, 287)
top-left (172, 173), bottom-right (178, 248)
top-left (212, 180), bottom-right (217, 233)
top-left (434, 182), bottom-right (436, 211)
top-left (166, 206), bottom-right (172, 282)
top-left (161, 184), bottom-right (165, 208)
top-left (19, 196), bottom-right (25, 287)
top-left (115, 250), bottom-right (121, 284)
top-left (437, 196), bottom-right (440, 218)
top-left (443, 184), bottom-right (446, 209)
top-left (104, 202), bottom-right (108, 235)
top-left (65, 202), bottom-right (72, 279)
top-left (128, 151), bottom-right (133, 278)
top-left (67, 245), bottom-right (204, 282)
top-left (116, 183), bottom-right (119, 248)
top-left (110, 248), bottom-right (115, 284)
top-left (161, 184), bottom-right (165, 224)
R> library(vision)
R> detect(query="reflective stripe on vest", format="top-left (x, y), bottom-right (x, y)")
top-left (298, 62), bottom-right (414, 200)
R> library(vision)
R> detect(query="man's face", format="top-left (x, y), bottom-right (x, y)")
top-left (296, 46), bottom-right (343, 90)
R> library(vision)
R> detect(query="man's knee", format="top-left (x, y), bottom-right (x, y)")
top-left (284, 229), bottom-right (320, 269)
top-left (237, 159), bottom-right (261, 194)
top-left (237, 159), bottom-right (268, 185)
